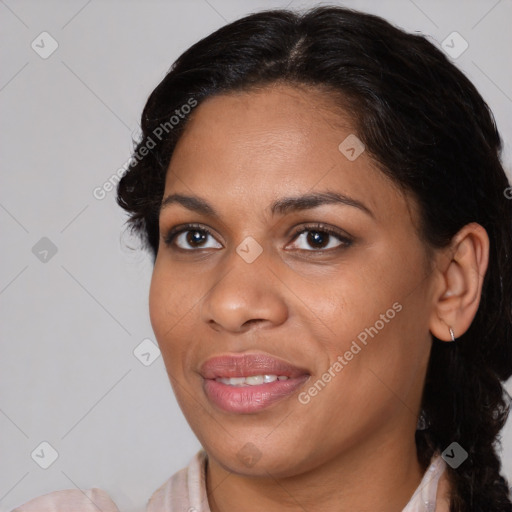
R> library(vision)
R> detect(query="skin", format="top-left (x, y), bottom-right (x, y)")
top-left (149, 83), bottom-right (489, 512)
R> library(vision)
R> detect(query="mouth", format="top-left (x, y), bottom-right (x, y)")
top-left (200, 353), bottom-right (310, 413)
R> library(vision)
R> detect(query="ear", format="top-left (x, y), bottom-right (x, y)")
top-left (429, 222), bottom-right (489, 342)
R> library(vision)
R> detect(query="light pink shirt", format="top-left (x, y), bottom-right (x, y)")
top-left (11, 450), bottom-right (449, 511)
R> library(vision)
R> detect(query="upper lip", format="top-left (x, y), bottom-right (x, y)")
top-left (200, 353), bottom-right (310, 379)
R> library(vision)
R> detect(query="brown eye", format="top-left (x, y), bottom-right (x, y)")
top-left (306, 231), bottom-right (330, 249)
top-left (186, 230), bottom-right (208, 247)
top-left (164, 225), bottom-right (222, 250)
top-left (288, 225), bottom-right (353, 252)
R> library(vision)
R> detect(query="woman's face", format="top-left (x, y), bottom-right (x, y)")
top-left (150, 84), bottom-right (437, 476)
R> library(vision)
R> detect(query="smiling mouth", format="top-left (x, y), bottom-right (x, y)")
top-left (199, 352), bottom-right (310, 413)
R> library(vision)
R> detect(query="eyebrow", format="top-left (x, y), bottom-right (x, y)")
top-left (160, 191), bottom-right (374, 218)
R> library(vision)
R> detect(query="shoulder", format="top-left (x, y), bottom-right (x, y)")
top-left (11, 488), bottom-right (121, 512)
top-left (147, 449), bottom-right (209, 512)
top-left (11, 450), bottom-right (208, 512)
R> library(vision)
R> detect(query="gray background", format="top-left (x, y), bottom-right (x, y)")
top-left (1, 0), bottom-right (511, 510)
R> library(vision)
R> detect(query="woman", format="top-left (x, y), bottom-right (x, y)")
top-left (14, 5), bottom-right (512, 512)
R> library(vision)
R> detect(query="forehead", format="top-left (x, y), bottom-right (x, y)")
top-left (163, 84), bottom-right (410, 225)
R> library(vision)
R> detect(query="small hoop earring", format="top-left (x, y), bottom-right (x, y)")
top-left (449, 326), bottom-right (456, 342)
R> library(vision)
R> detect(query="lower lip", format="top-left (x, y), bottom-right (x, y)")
top-left (203, 376), bottom-right (309, 413)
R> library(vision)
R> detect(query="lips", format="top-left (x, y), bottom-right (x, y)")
top-left (199, 353), bottom-right (309, 379)
top-left (200, 353), bottom-right (310, 413)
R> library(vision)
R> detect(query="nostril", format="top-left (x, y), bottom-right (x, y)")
top-left (242, 319), bottom-right (266, 329)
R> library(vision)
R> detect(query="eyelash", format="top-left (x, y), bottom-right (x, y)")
top-left (163, 223), bottom-right (353, 253)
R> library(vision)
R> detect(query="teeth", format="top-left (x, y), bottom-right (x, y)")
top-left (224, 377), bottom-right (246, 386)
top-left (215, 374), bottom-right (289, 386)
top-left (246, 375), bottom-right (264, 385)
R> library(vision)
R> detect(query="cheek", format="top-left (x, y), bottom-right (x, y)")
top-left (149, 258), bottom-right (188, 329)
top-left (312, 244), bottom-right (429, 374)
top-left (149, 277), bottom-right (186, 400)
top-left (149, 263), bottom-right (201, 378)
top-left (297, 265), bottom-right (389, 348)
top-left (148, 264), bottom-right (184, 352)
top-left (148, 266), bottom-right (167, 339)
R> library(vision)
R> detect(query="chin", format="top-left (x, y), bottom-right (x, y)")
top-left (202, 434), bottom-right (317, 478)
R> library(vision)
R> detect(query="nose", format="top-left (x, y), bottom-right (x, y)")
top-left (199, 253), bottom-right (288, 334)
